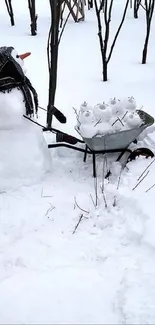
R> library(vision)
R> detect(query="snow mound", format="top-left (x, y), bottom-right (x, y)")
top-left (0, 88), bottom-right (52, 190)
top-left (0, 123), bottom-right (52, 190)
top-left (0, 268), bottom-right (117, 324)
top-left (118, 269), bottom-right (155, 324)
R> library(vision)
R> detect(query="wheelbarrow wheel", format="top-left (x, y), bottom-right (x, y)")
top-left (127, 147), bottom-right (154, 162)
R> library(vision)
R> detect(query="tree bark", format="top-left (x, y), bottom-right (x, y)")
top-left (103, 59), bottom-right (107, 81)
top-left (47, 0), bottom-right (61, 128)
top-left (134, 0), bottom-right (138, 18)
top-left (134, 1), bottom-right (138, 17)
top-left (142, 22), bottom-right (151, 63)
top-left (28, 0), bottom-right (37, 35)
top-left (5, 0), bottom-right (15, 26)
top-left (142, 0), bottom-right (155, 64)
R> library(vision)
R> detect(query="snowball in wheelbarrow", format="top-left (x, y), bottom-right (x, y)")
top-left (76, 109), bottom-right (154, 151)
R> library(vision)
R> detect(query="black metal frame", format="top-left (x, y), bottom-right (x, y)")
top-left (48, 142), bottom-right (132, 177)
top-left (23, 114), bottom-right (133, 178)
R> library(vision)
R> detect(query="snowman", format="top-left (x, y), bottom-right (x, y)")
top-left (0, 46), bottom-right (52, 189)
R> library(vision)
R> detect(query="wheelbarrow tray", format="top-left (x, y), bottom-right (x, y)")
top-left (76, 109), bottom-right (154, 151)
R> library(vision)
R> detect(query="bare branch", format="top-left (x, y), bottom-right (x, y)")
top-left (137, 157), bottom-right (155, 181)
top-left (58, 0), bottom-right (78, 44)
top-left (90, 193), bottom-right (96, 208)
top-left (108, 0), bottom-right (114, 23)
top-left (140, 2), bottom-right (146, 10)
top-left (107, 0), bottom-right (129, 63)
top-left (132, 170), bottom-right (149, 190)
top-left (145, 183), bottom-right (155, 193)
top-left (5, 0), bottom-right (15, 26)
top-left (74, 196), bottom-right (89, 214)
top-left (45, 203), bottom-right (55, 218)
top-left (72, 214), bottom-right (84, 234)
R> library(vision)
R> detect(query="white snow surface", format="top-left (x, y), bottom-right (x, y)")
top-left (1, 0), bottom-right (155, 324)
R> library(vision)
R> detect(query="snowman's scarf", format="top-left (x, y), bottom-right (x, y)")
top-left (0, 47), bottom-right (66, 123)
top-left (0, 46), bottom-right (38, 116)
top-left (0, 75), bottom-right (38, 117)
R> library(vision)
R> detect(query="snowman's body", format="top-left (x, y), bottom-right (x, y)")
top-left (0, 48), bottom-right (52, 190)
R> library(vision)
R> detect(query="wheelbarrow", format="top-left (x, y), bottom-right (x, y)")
top-left (24, 109), bottom-right (155, 178)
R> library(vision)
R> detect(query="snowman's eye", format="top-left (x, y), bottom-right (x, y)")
top-left (16, 55), bottom-right (19, 58)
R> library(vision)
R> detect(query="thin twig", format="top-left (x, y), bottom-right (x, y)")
top-left (145, 183), bottom-right (155, 193)
top-left (100, 155), bottom-right (108, 208)
top-left (47, 25), bottom-right (52, 71)
top-left (117, 117), bottom-right (124, 126)
top-left (117, 169), bottom-right (123, 190)
top-left (94, 118), bottom-right (102, 127)
top-left (121, 110), bottom-right (128, 121)
top-left (60, 1), bottom-right (66, 28)
top-left (41, 188), bottom-right (53, 198)
top-left (140, 2), bottom-right (146, 10)
top-left (58, 0), bottom-right (78, 44)
top-left (137, 158), bottom-right (155, 181)
top-left (113, 167), bottom-right (122, 206)
top-left (45, 203), bottom-right (55, 218)
top-left (90, 193), bottom-right (96, 208)
top-left (132, 170), bottom-right (149, 191)
top-left (74, 196), bottom-right (89, 214)
top-left (73, 107), bottom-right (81, 125)
top-left (72, 213), bottom-right (84, 234)
top-left (94, 176), bottom-right (98, 206)
top-left (112, 118), bottom-right (119, 126)
top-left (107, 0), bottom-right (129, 63)
top-left (100, 184), bottom-right (108, 208)
top-left (101, 154), bottom-right (106, 192)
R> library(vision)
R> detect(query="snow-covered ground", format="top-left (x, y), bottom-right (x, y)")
top-left (1, 0), bottom-right (155, 323)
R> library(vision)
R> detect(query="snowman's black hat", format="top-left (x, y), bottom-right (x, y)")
top-left (0, 46), bottom-right (38, 116)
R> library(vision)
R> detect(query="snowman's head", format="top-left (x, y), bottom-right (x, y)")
top-left (0, 46), bottom-right (30, 81)
top-left (0, 46), bottom-right (38, 116)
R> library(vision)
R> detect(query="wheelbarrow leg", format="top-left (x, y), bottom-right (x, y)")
top-left (93, 152), bottom-right (96, 178)
top-left (105, 148), bottom-right (132, 179)
top-left (83, 145), bottom-right (88, 162)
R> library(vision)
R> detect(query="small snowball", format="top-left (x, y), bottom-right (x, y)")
top-left (79, 124), bottom-right (98, 138)
top-left (75, 96), bottom-right (142, 138)
top-left (79, 101), bottom-right (93, 113)
top-left (123, 96), bottom-right (137, 111)
top-left (79, 110), bottom-right (95, 124)
top-left (109, 97), bottom-right (117, 105)
top-left (126, 112), bottom-right (142, 128)
top-left (93, 103), bottom-right (112, 122)
top-left (113, 120), bottom-right (123, 132)
top-left (111, 102), bottom-right (125, 118)
top-left (80, 101), bottom-right (88, 112)
top-left (97, 122), bottom-right (112, 135)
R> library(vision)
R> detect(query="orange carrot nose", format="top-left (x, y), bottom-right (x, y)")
top-left (19, 52), bottom-right (31, 60)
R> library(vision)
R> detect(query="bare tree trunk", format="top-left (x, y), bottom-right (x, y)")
top-left (28, 0), bottom-right (37, 35)
top-left (88, 0), bottom-right (93, 9)
top-left (47, 0), bottom-right (83, 127)
top-left (5, 0), bottom-right (15, 26)
top-left (47, 0), bottom-right (61, 127)
top-left (142, 22), bottom-right (151, 63)
top-left (134, 0), bottom-right (141, 18)
top-left (103, 60), bottom-right (107, 81)
top-left (142, 0), bottom-right (155, 64)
